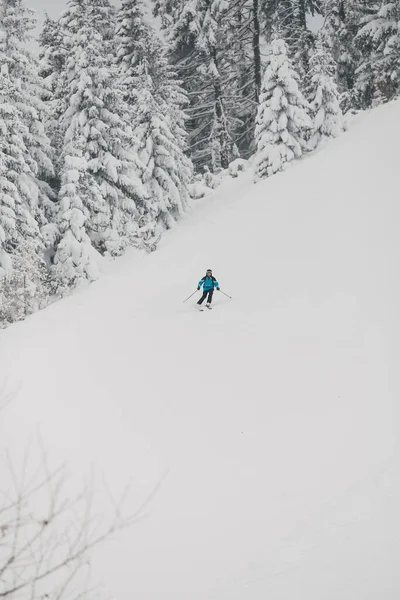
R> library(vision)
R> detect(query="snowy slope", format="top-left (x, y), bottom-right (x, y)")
top-left (1, 100), bottom-right (400, 599)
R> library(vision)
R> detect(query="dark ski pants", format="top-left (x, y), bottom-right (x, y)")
top-left (198, 289), bottom-right (214, 305)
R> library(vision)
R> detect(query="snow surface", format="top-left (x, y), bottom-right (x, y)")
top-left (1, 100), bottom-right (400, 599)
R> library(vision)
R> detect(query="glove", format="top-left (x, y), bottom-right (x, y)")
top-left (197, 287), bottom-right (200, 291)
top-left (217, 287), bottom-right (220, 291)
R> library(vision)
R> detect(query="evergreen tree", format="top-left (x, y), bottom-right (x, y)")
top-left (53, 0), bottom-right (149, 289)
top-left (285, 0), bottom-right (320, 80)
top-left (233, 0), bottom-right (262, 157)
top-left (0, 72), bottom-right (37, 275)
top-left (154, 0), bottom-right (237, 171)
top-left (198, 0), bottom-right (237, 170)
top-left (307, 32), bottom-right (343, 150)
top-left (353, 3), bottom-right (379, 108)
top-left (52, 139), bottom-right (101, 292)
top-left (336, 2), bottom-right (364, 94)
top-left (254, 37), bottom-right (311, 180)
top-left (38, 13), bottom-right (69, 175)
top-left (209, 0), bottom-right (261, 167)
top-left (321, 0), bottom-right (372, 110)
top-left (0, 0), bottom-right (54, 282)
top-left (153, 0), bottom-right (325, 169)
top-left (0, 0), bottom-right (55, 218)
top-left (155, 0), bottom-right (265, 164)
top-left (0, 239), bottom-right (49, 325)
top-left (38, 13), bottom-right (67, 91)
top-left (356, 1), bottom-right (400, 107)
top-left (261, 0), bottom-right (321, 58)
top-left (321, 0), bottom-right (343, 60)
top-left (116, 0), bottom-right (193, 229)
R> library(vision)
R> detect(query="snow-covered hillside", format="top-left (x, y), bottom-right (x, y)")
top-left (1, 100), bottom-right (399, 599)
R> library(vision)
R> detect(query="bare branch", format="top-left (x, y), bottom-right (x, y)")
top-left (0, 443), bottom-right (164, 600)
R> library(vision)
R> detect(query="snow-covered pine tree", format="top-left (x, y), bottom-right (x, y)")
top-left (0, 72), bottom-right (34, 276)
top-left (254, 37), bottom-right (311, 180)
top-left (116, 0), bottom-right (193, 230)
top-left (320, 0), bottom-right (343, 61)
top-left (0, 0), bottom-right (55, 221)
top-left (355, 1), bottom-right (400, 107)
top-left (38, 13), bottom-right (69, 177)
top-left (285, 0), bottom-right (320, 81)
top-left (337, 2), bottom-right (366, 99)
top-left (52, 139), bottom-right (101, 292)
top-left (353, 3), bottom-right (380, 109)
top-left (53, 0), bottom-right (149, 290)
top-left (261, 0), bottom-right (321, 53)
top-left (261, 0), bottom-right (293, 39)
top-left (321, 0), bottom-right (370, 111)
top-left (0, 69), bottom-right (51, 324)
top-left (155, 0), bottom-right (262, 164)
top-left (0, 0), bottom-right (54, 313)
top-left (154, 0), bottom-right (237, 172)
top-left (39, 14), bottom-right (67, 93)
top-left (199, 0), bottom-right (238, 171)
top-left (0, 239), bottom-right (49, 326)
top-left (307, 32), bottom-right (343, 150)
top-left (207, 0), bottom-right (320, 163)
top-left (213, 0), bottom-right (258, 161)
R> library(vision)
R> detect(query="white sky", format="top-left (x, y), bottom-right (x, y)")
top-left (30, 0), bottom-right (65, 35)
top-left (28, 0), bottom-right (66, 49)
top-left (30, 0), bottom-right (64, 20)
top-left (307, 12), bottom-right (324, 32)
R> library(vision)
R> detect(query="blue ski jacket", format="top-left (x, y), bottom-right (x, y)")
top-left (198, 275), bottom-right (219, 291)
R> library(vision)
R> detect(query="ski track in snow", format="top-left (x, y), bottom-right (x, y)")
top-left (1, 101), bottom-right (400, 599)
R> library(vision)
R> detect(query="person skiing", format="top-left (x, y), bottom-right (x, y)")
top-left (197, 269), bottom-right (220, 308)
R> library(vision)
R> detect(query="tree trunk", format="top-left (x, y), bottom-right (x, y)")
top-left (298, 0), bottom-right (307, 29)
top-left (211, 46), bottom-right (230, 170)
top-left (252, 0), bottom-right (262, 103)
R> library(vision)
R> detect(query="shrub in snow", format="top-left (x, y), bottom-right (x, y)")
top-left (307, 33), bottom-right (343, 151)
top-left (0, 241), bottom-right (50, 327)
top-left (188, 182), bottom-right (214, 200)
top-left (203, 166), bottom-right (218, 189)
top-left (189, 158), bottom-right (248, 199)
top-left (254, 38), bottom-right (311, 180)
top-left (228, 158), bottom-right (247, 178)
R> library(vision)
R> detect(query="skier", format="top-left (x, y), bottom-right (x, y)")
top-left (197, 269), bottom-right (220, 309)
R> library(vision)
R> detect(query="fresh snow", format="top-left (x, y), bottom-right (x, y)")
top-left (1, 100), bottom-right (400, 599)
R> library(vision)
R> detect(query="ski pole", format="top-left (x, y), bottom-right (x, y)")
top-left (183, 290), bottom-right (198, 303)
top-left (219, 290), bottom-right (232, 299)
